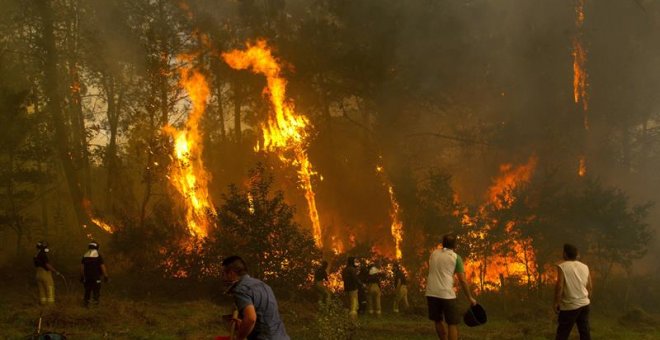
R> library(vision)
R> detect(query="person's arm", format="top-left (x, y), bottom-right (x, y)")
top-left (457, 272), bottom-right (477, 305)
top-left (554, 265), bottom-right (564, 313)
top-left (45, 263), bottom-right (60, 276)
top-left (101, 264), bottom-right (109, 281)
top-left (586, 270), bottom-right (592, 299)
top-left (234, 305), bottom-right (257, 340)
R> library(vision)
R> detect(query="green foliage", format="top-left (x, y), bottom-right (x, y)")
top-left (315, 298), bottom-right (359, 340)
top-left (205, 164), bottom-right (322, 287)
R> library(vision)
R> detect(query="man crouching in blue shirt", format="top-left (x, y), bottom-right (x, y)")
top-left (222, 256), bottom-right (290, 340)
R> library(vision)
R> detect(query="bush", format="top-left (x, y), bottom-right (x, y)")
top-left (315, 298), bottom-right (358, 340)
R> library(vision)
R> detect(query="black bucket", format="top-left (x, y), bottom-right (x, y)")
top-left (464, 303), bottom-right (487, 327)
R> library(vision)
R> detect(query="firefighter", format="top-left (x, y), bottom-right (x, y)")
top-left (393, 262), bottom-right (410, 313)
top-left (366, 262), bottom-right (383, 316)
top-left (34, 241), bottom-right (62, 305)
top-left (342, 257), bottom-right (361, 319)
top-left (314, 260), bottom-right (332, 303)
top-left (80, 241), bottom-right (108, 307)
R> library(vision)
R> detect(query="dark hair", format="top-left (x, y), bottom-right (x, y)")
top-left (563, 244), bottom-right (578, 260)
top-left (222, 256), bottom-right (248, 275)
top-left (347, 257), bottom-right (356, 267)
top-left (320, 260), bottom-right (328, 269)
top-left (442, 234), bottom-right (457, 249)
top-left (88, 241), bottom-right (99, 250)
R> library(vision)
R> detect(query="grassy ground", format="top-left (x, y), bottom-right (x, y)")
top-left (1, 281), bottom-right (659, 339)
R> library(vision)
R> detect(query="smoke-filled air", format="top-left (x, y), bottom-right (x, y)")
top-left (1, 1), bottom-right (659, 339)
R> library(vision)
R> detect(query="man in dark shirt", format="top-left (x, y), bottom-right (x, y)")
top-left (33, 241), bottom-right (62, 305)
top-left (342, 257), bottom-right (360, 319)
top-left (222, 256), bottom-right (289, 340)
top-left (314, 260), bottom-right (331, 303)
top-left (80, 241), bottom-right (108, 307)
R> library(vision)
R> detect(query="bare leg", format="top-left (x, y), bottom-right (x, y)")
top-left (434, 321), bottom-right (448, 340)
top-left (448, 324), bottom-right (458, 340)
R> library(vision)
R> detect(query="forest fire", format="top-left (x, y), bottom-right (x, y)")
top-left (163, 64), bottom-right (216, 239)
top-left (222, 40), bottom-right (323, 248)
top-left (376, 163), bottom-right (404, 260)
top-left (463, 156), bottom-right (539, 292)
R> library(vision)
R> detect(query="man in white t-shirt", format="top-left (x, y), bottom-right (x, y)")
top-left (554, 244), bottom-right (592, 340)
top-left (426, 234), bottom-right (477, 340)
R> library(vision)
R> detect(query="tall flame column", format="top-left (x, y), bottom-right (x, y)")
top-left (222, 40), bottom-right (323, 248)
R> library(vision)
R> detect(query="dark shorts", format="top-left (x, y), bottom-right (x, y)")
top-left (427, 296), bottom-right (460, 325)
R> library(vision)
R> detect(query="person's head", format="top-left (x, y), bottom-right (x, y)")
top-left (442, 234), bottom-right (457, 249)
top-left (347, 256), bottom-right (357, 267)
top-left (563, 244), bottom-right (578, 260)
top-left (88, 241), bottom-right (99, 250)
top-left (221, 256), bottom-right (248, 284)
top-left (320, 260), bottom-right (328, 270)
top-left (36, 241), bottom-right (49, 252)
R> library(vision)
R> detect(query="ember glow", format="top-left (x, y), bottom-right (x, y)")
top-left (222, 40), bottom-right (323, 248)
top-left (463, 156), bottom-right (539, 292)
top-left (164, 65), bottom-right (216, 239)
top-left (578, 155), bottom-right (587, 177)
top-left (572, 0), bottom-right (589, 128)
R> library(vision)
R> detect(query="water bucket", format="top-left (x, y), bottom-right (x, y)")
top-left (464, 303), bottom-right (487, 327)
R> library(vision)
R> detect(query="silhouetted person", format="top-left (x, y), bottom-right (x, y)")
top-left (357, 258), bottom-right (369, 314)
top-left (33, 241), bottom-right (62, 305)
top-left (222, 256), bottom-right (289, 340)
top-left (342, 257), bottom-right (360, 319)
top-left (426, 234), bottom-right (476, 340)
top-left (314, 260), bottom-right (332, 303)
top-left (80, 241), bottom-right (108, 307)
top-left (366, 263), bottom-right (383, 316)
top-left (393, 262), bottom-right (409, 313)
top-left (554, 244), bottom-right (592, 340)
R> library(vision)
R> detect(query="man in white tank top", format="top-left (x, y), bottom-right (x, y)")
top-left (426, 234), bottom-right (477, 340)
top-left (554, 244), bottom-right (592, 340)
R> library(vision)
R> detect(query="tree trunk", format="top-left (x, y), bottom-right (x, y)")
top-left (35, 0), bottom-right (90, 230)
top-left (103, 75), bottom-right (124, 212)
top-left (233, 77), bottom-right (242, 145)
top-left (211, 59), bottom-right (226, 142)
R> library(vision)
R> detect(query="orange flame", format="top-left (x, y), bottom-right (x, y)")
top-left (222, 40), bottom-right (323, 248)
top-left (90, 218), bottom-right (114, 234)
top-left (578, 156), bottom-right (587, 177)
top-left (464, 156), bottom-right (539, 292)
top-left (487, 156), bottom-right (537, 209)
top-left (573, 0), bottom-right (589, 129)
top-left (164, 64), bottom-right (216, 239)
top-left (376, 162), bottom-right (404, 260)
top-left (81, 199), bottom-right (115, 234)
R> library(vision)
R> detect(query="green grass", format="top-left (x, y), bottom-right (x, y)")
top-left (1, 284), bottom-right (659, 339)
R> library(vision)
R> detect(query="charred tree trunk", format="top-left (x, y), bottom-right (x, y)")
top-left (35, 0), bottom-right (90, 230)
top-left (233, 77), bottom-right (242, 145)
top-left (211, 59), bottom-right (227, 142)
